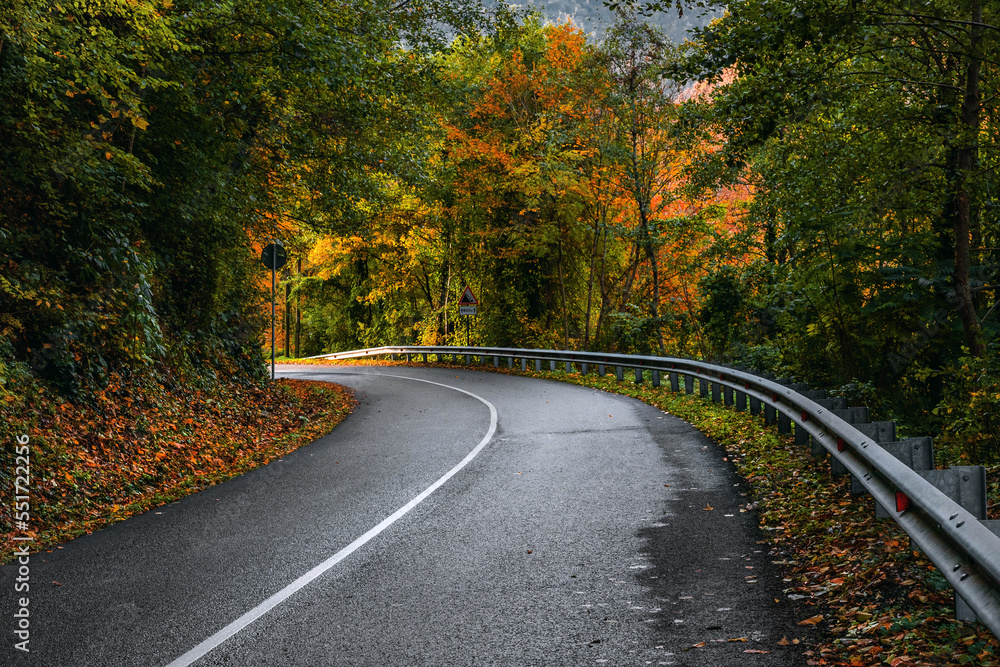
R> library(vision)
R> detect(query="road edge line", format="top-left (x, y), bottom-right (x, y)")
top-left (164, 373), bottom-right (498, 667)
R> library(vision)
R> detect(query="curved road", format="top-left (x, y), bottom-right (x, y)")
top-left (3, 364), bottom-right (812, 666)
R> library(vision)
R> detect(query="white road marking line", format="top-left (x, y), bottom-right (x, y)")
top-left (165, 372), bottom-right (498, 667)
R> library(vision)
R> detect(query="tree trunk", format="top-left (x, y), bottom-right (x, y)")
top-left (641, 223), bottom-right (666, 356)
top-left (584, 213), bottom-right (601, 350)
top-left (557, 237), bottom-right (569, 349)
top-left (953, 2), bottom-right (986, 357)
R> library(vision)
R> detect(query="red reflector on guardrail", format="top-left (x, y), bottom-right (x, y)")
top-left (896, 492), bottom-right (911, 513)
top-left (837, 437), bottom-right (845, 452)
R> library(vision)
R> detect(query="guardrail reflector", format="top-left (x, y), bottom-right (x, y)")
top-left (896, 492), bottom-right (911, 513)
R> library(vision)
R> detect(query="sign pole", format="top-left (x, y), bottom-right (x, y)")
top-left (260, 241), bottom-right (288, 381)
top-left (271, 240), bottom-right (276, 380)
top-left (457, 285), bottom-right (478, 348)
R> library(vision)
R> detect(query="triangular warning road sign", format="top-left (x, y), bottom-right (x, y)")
top-left (458, 285), bottom-right (478, 305)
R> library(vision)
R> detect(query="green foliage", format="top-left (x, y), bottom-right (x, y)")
top-left (608, 306), bottom-right (666, 355)
top-left (929, 350), bottom-right (1000, 464)
top-left (1, 0), bottom-right (486, 396)
top-left (674, 0), bottom-right (999, 444)
top-left (697, 265), bottom-right (744, 360)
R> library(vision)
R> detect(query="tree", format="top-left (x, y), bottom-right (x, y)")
top-left (0, 0), bottom-right (489, 394)
top-left (600, 15), bottom-right (709, 356)
top-left (682, 1), bottom-right (998, 363)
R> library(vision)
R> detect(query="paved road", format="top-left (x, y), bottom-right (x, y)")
top-left (2, 364), bottom-right (812, 666)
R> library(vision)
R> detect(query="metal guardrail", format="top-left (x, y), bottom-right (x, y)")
top-left (309, 345), bottom-right (1000, 636)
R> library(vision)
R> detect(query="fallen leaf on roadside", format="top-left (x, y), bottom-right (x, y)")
top-left (744, 649), bottom-right (771, 654)
top-left (798, 615), bottom-right (824, 626)
top-left (703, 504), bottom-right (714, 511)
top-left (778, 636), bottom-right (790, 645)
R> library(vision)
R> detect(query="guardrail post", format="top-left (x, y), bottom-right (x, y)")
top-left (916, 466), bottom-right (987, 519)
top-left (832, 406), bottom-right (870, 424)
top-left (615, 366), bottom-right (624, 381)
top-left (870, 437), bottom-right (935, 516)
top-left (684, 374), bottom-right (694, 394)
top-left (795, 420), bottom-right (811, 448)
top-left (699, 377), bottom-right (710, 398)
top-left (651, 370), bottom-right (660, 388)
top-left (634, 367), bottom-right (642, 384)
top-left (778, 410), bottom-right (791, 434)
top-left (711, 382), bottom-right (721, 403)
top-left (956, 520), bottom-right (1000, 622)
top-left (465, 354), bottom-right (470, 364)
top-left (829, 407), bottom-right (871, 475)
top-left (749, 396), bottom-right (761, 416)
top-left (848, 422), bottom-right (897, 493)
top-left (669, 372), bottom-right (679, 392)
top-left (723, 385), bottom-right (734, 406)
top-left (520, 358), bottom-right (527, 372)
top-left (566, 360), bottom-right (573, 374)
top-left (764, 401), bottom-right (776, 424)
top-left (423, 352), bottom-right (428, 362)
top-left (815, 396), bottom-right (848, 411)
top-left (533, 359), bottom-right (540, 372)
top-left (493, 356), bottom-right (499, 367)
top-left (581, 362), bottom-right (589, 375)
top-left (735, 390), bottom-right (746, 412)
top-left (550, 360), bottom-right (557, 372)
top-left (795, 419), bottom-right (812, 448)
top-left (598, 363), bottom-right (606, 376)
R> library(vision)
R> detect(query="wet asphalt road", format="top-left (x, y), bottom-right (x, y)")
top-left (2, 364), bottom-right (813, 666)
